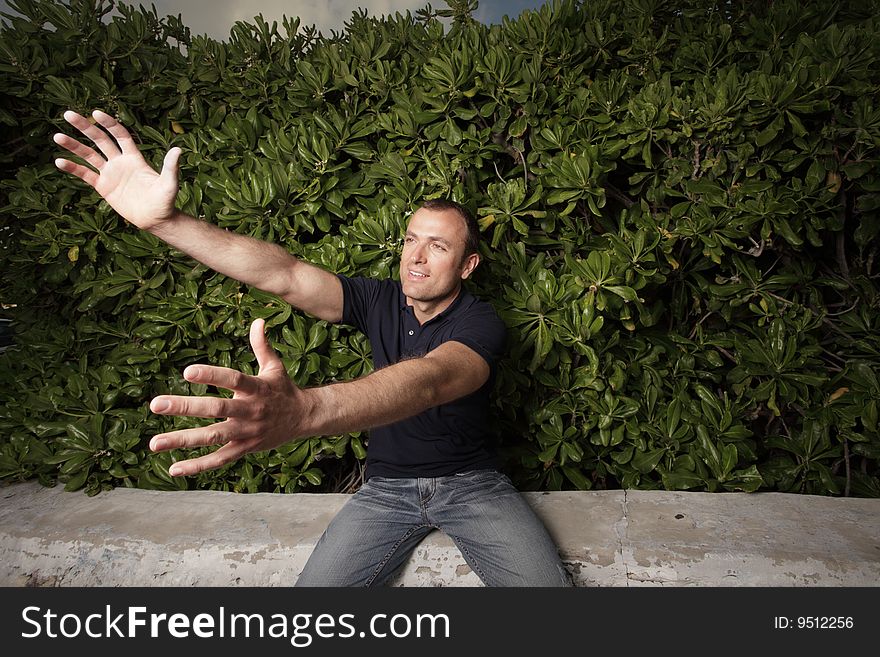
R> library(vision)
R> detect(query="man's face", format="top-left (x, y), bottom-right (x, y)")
top-left (399, 207), bottom-right (478, 307)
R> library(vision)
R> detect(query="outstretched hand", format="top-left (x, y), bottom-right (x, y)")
top-left (54, 109), bottom-right (181, 231)
top-left (149, 319), bottom-right (311, 476)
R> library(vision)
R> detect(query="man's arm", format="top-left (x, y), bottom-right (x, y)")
top-left (148, 213), bottom-right (343, 322)
top-left (303, 340), bottom-right (489, 436)
top-left (149, 319), bottom-right (490, 476)
top-left (54, 109), bottom-right (342, 322)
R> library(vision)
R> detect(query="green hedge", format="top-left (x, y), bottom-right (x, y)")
top-left (1, 0), bottom-right (878, 497)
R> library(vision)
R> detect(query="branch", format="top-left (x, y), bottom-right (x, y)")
top-left (605, 183), bottom-right (635, 208)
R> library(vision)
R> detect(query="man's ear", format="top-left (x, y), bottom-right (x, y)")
top-left (460, 252), bottom-right (480, 280)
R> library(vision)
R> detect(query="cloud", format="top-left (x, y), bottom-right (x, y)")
top-left (0, 0), bottom-right (546, 40)
top-left (146, 0), bottom-right (431, 40)
top-left (475, 0), bottom-right (543, 25)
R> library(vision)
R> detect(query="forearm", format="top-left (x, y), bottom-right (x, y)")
top-left (299, 357), bottom-right (452, 438)
top-left (150, 210), bottom-right (297, 298)
top-left (147, 328), bottom-right (489, 476)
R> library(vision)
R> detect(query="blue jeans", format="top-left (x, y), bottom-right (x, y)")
top-left (295, 469), bottom-right (572, 587)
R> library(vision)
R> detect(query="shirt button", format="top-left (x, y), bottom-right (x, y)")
top-left (408, 330), bottom-right (414, 336)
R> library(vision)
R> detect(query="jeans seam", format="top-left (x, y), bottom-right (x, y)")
top-left (364, 524), bottom-right (431, 587)
top-left (448, 535), bottom-right (491, 586)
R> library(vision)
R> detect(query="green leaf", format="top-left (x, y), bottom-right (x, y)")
top-left (562, 466), bottom-right (592, 490)
top-left (724, 466), bottom-right (764, 493)
top-left (721, 444), bottom-right (738, 478)
top-left (632, 447), bottom-right (665, 474)
top-left (302, 468), bottom-right (322, 486)
top-left (661, 470), bottom-right (704, 490)
top-left (755, 114), bottom-right (784, 147)
top-left (604, 286), bottom-right (638, 302)
top-left (63, 469), bottom-right (89, 492)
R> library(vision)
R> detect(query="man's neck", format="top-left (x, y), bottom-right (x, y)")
top-left (406, 286), bottom-right (462, 325)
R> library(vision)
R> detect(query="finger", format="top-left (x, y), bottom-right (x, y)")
top-left (249, 318), bottom-right (283, 373)
top-left (54, 158), bottom-right (99, 188)
top-left (182, 363), bottom-right (260, 395)
top-left (150, 421), bottom-right (232, 452)
top-left (150, 394), bottom-right (240, 419)
top-left (92, 109), bottom-right (140, 155)
top-left (63, 109), bottom-right (121, 159)
top-left (53, 133), bottom-right (106, 170)
top-left (160, 146), bottom-right (181, 188)
top-left (167, 438), bottom-right (262, 477)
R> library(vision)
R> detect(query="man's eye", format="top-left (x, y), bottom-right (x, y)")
top-left (431, 243), bottom-right (446, 251)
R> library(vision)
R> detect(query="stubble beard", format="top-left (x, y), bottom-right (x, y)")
top-left (401, 269), bottom-right (461, 306)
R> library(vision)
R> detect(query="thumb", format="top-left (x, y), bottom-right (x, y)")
top-left (159, 146), bottom-right (181, 186)
top-left (249, 318), bottom-right (283, 373)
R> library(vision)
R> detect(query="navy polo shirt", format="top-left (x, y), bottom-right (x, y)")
top-left (336, 275), bottom-right (508, 479)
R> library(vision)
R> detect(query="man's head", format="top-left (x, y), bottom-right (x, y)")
top-left (399, 200), bottom-right (481, 315)
top-left (419, 199), bottom-right (481, 259)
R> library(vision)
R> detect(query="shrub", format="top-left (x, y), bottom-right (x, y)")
top-left (1, 0), bottom-right (878, 496)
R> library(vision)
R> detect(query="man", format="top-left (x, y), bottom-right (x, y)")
top-left (54, 109), bottom-right (571, 587)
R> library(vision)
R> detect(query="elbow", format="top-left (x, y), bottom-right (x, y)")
top-left (418, 346), bottom-right (490, 408)
top-left (421, 361), bottom-right (462, 408)
top-left (424, 386), bottom-right (447, 411)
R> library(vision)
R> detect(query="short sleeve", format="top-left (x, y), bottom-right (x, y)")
top-left (449, 302), bottom-right (508, 373)
top-left (335, 274), bottom-right (384, 333)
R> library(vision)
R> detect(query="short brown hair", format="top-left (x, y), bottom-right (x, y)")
top-left (419, 199), bottom-right (481, 257)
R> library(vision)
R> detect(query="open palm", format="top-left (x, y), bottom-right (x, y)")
top-left (54, 109), bottom-right (181, 231)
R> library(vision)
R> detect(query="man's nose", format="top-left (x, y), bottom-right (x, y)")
top-left (410, 244), bottom-right (426, 262)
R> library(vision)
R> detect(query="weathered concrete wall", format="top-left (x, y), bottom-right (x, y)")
top-left (1, 481), bottom-right (878, 586)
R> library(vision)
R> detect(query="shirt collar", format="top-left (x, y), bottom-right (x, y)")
top-left (397, 281), bottom-right (470, 326)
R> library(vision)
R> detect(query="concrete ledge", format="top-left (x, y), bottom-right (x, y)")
top-left (1, 480), bottom-right (878, 586)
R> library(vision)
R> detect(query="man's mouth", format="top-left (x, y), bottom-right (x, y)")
top-left (408, 270), bottom-right (428, 279)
